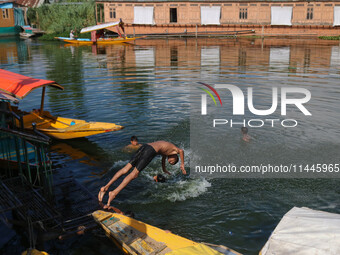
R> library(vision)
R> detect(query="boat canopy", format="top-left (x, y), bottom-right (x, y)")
top-left (80, 21), bottom-right (121, 33)
top-left (0, 91), bottom-right (19, 104)
top-left (260, 207), bottom-right (340, 255)
top-left (0, 69), bottom-right (63, 99)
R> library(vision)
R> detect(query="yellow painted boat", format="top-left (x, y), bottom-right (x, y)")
top-left (1, 69), bottom-right (123, 140)
top-left (57, 20), bottom-right (145, 45)
top-left (61, 37), bottom-right (139, 45)
top-left (22, 249), bottom-right (48, 255)
top-left (92, 210), bottom-right (241, 255)
top-left (21, 110), bottom-right (123, 140)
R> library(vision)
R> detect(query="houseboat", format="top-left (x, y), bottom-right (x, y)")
top-left (0, 0), bottom-right (24, 36)
top-left (94, 0), bottom-right (340, 37)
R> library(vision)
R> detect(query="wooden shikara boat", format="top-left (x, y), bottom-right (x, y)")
top-left (21, 110), bottom-right (123, 140)
top-left (56, 20), bottom-right (144, 45)
top-left (92, 210), bottom-right (241, 255)
top-left (56, 36), bottom-right (139, 45)
top-left (0, 69), bottom-right (123, 140)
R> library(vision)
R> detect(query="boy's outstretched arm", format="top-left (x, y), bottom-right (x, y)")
top-left (178, 149), bottom-right (186, 175)
top-left (162, 155), bottom-right (171, 175)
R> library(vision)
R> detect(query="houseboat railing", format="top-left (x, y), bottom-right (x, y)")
top-left (0, 108), bottom-right (53, 198)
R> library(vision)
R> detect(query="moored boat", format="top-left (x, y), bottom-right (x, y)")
top-left (92, 210), bottom-right (241, 255)
top-left (0, 69), bottom-right (124, 140)
top-left (21, 110), bottom-right (123, 140)
top-left (56, 20), bottom-right (144, 45)
top-left (55, 36), bottom-right (139, 45)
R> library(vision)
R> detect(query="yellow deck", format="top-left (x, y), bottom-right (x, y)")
top-left (21, 111), bottom-right (124, 139)
top-left (92, 210), bottom-right (241, 255)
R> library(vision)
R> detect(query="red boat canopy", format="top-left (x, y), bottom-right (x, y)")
top-left (0, 69), bottom-right (64, 99)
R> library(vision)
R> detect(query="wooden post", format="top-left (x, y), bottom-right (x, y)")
top-left (40, 86), bottom-right (46, 115)
top-left (24, 7), bottom-right (28, 25)
top-left (91, 31), bottom-right (97, 43)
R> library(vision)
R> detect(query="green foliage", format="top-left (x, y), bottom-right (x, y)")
top-left (28, 2), bottom-right (95, 35)
top-left (319, 36), bottom-right (340, 40)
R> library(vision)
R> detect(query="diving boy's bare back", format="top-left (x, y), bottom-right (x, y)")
top-left (98, 140), bottom-right (186, 208)
top-left (149, 141), bottom-right (179, 155)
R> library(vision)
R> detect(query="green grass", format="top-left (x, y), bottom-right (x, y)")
top-left (319, 36), bottom-right (340, 40)
top-left (239, 35), bottom-right (263, 39)
top-left (28, 2), bottom-right (95, 35)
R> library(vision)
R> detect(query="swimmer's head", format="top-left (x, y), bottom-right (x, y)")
top-left (130, 136), bottom-right (139, 146)
top-left (154, 174), bottom-right (166, 183)
top-left (167, 154), bottom-right (179, 165)
top-left (241, 127), bottom-right (248, 134)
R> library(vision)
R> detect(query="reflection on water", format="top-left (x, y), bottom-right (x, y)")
top-left (1, 37), bottom-right (340, 254)
top-left (0, 37), bottom-right (31, 64)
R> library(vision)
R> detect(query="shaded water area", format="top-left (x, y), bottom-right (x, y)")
top-left (1, 37), bottom-right (340, 254)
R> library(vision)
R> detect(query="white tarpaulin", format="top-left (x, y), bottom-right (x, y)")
top-left (261, 207), bottom-right (340, 255)
top-left (334, 6), bottom-right (340, 26)
top-left (134, 6), bottom-right (154, 25)
top-left (271, 6), bottom-right (292, 25)
top-left (201, 6), bottom-right (221, 25)
top-left (80, 21), bottom-right (120, 33)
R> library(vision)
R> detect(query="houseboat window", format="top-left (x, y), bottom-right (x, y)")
top-left (110, 8), bottom-right (116, 19)
top-left (239, 8), bottom-right (248, 19)
top-left (239, 8), bottom-right (247, 19)
top-left (96, 3), bottom-right (104, 23)
top-left (2, 9), bottom-right (9, 19)
top-left (170, 8), bottom-right (177, 23)
top-left (306, 8), bottom-right (313, 20)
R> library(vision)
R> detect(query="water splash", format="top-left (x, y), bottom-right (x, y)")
top-left (165, 178), bottom-right (211, 202)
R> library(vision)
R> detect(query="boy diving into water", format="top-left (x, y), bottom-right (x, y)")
top-left (98, 141), bottom-right (186, 208)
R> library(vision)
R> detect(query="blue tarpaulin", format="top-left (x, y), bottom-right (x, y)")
top-left (14, 8), bottom-right (24, 27)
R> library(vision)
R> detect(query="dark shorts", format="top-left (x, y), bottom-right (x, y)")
top-left (129, 144), bottom-right (157, 172)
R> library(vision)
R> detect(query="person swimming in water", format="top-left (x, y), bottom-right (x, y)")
top-left (98, 141), bottom-right (186, 208)
top-left (123, 136), bottom-right (142, 153)
top-left (241, 127), bottom-right (251, 142)
top-left (153, 173), bottom-right (166, 183)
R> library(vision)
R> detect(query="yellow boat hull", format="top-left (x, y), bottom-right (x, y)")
top-left (21, 111), bottom-right (123, 140)
top-left (92, 210), bottom-right (241, 255)
top-left (62, 37), bottom-right (139, 45)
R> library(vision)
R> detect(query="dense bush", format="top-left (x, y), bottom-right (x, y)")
top-left (28, 2), bottom-right (95, 35)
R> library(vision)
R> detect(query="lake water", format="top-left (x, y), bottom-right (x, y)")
top-left (1, 37), bottom-right (340, 254)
